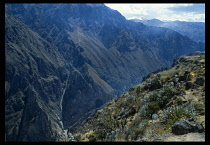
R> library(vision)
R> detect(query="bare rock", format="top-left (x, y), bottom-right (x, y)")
top-left (194, 77), bottom-right (204, 86)
top-left (172, 118), bottom-right (204, 135)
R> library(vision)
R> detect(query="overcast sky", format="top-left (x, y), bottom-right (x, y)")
top-left (105, 3), bottom-right (205, 22)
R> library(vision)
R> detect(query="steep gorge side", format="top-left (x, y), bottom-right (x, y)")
top-left (6, 4), bottom-right (204, 94)
top-left (5, 13), bottom-right (69, 141)
top-left (5, 13), bottom-right (113, 141)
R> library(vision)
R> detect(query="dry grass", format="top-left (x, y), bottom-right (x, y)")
top-left (160, 67), bottom-right (178, 79)
top-left (188, 72), bottom-right (196, 82)
top-left (83, 130), bottom-right (94, 141)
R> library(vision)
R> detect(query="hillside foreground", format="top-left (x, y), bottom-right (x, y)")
top-left (69, 52), bottom-right (205, 142)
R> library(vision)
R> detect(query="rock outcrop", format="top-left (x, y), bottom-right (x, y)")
top-left (172, 118), bottom-right (204, 135)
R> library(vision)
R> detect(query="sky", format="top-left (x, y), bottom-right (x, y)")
top-left (104, 3), bottom-right (205, 22)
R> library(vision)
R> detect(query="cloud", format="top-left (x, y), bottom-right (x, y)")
top-left (105, 4), bottom-right (148, 15)
top-left (105, 3), bottom-right (205, 22)
top-left (157, 13), bottom-right (205, 22)
top-left (167, 4), bottom-right (205, 14)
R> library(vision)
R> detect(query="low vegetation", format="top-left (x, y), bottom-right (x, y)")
top-left (70, 54), bottom-right (205, 142)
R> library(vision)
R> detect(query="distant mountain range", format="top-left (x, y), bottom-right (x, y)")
top-left (5, 4), bottom-right (204, 141)
top-left (130, 18), bottom-right (205, 43)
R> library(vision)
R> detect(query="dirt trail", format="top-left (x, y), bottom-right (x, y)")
top-left (163, 132), bottom-right (205, 142)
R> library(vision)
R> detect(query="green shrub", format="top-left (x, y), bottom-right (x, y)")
top-left (193, 103), bottom-right (205, 113)
top-left (149, 92), bottom-right (159, 102)
top-left (127, 95), bottom-right (136, 103)
top-left (87, 128), bottom-right (107, 141)
top-left (176, 88), bottom-right (186, 95)
top-left (148, 75), bottom-right (163, 91)
top-left (163, 86), bottom-right (178, 97)
top-left (147, 102), bottom-right (160, 118)
top-left (175, 96), bottom-right (183, 105)
top-left (136, 86), bottom-right (141, 95)
top-left (137, 103), bottom-right (148, 118)
top-left (184, 105), bottom-right (197, 117)
top-left (162, 106), bottom-right (196, 129)
top-left (94, 129), bottom-right (107, 141)
top-left (88, 134), bottom-right (97, 142)
top-left (123, 95), bottom-right (136, 107)
top-left (130, 117), bottom-right (143, 128)
top-left (138, 120), bottom-right (149, 131)
top-left (130, 119), bottom-right (149, 140)
top-left (116, 98), bottom-right (124, 108)
top-left (132, 128), bottom-right (145, 139)
top-left (157, 95), bottom-right (170, 109)
top-left (129, 87), bottom-right (135, 92)
top-left (74, 134), bottom-right (82, 141)
top-left (123, 121), bottom-right (147, 141)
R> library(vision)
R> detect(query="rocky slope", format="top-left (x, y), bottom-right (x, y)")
top-left (5, 13), bottom-right (69, 141)
top-left (5, 4), bottom-right (204, 141)
top-left (5, 12), bottom-right (115, 141)
top-left (131, 18), bottom-right (205, 43)
top-left (71, 52), bottom-right (205, 142)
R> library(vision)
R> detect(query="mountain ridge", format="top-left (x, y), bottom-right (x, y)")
top-left (130, 18), bottom-right (205, 43)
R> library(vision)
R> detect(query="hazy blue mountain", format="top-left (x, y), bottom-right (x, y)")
top-left (130, 18), bottom-right (205, 43)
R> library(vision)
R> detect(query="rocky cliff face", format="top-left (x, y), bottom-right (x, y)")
top-left (5, 4), bottom-right (204, 141)
top-left (5, 13), bottom-right (69, 141)
top-left (5, 12), bottom-right (114, 141)
top-left (71, 52), bottom-right (205, 142)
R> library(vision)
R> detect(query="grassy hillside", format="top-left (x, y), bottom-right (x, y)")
top-left (70, 53), bottom-right (205, 142)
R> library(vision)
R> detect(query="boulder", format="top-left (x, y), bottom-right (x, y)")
top-left (172, 118), bottom-right (204, 135)
top-left (185, 82), bottom-right (193, 90)
top-left (184, 71), bottom-right (190, 75)
top-left (179, 75), bottom-right (187, 81)
top-left (194, 77), bottom-right (204, 86)
top-left (178, 71), bottom-right (191, 82)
